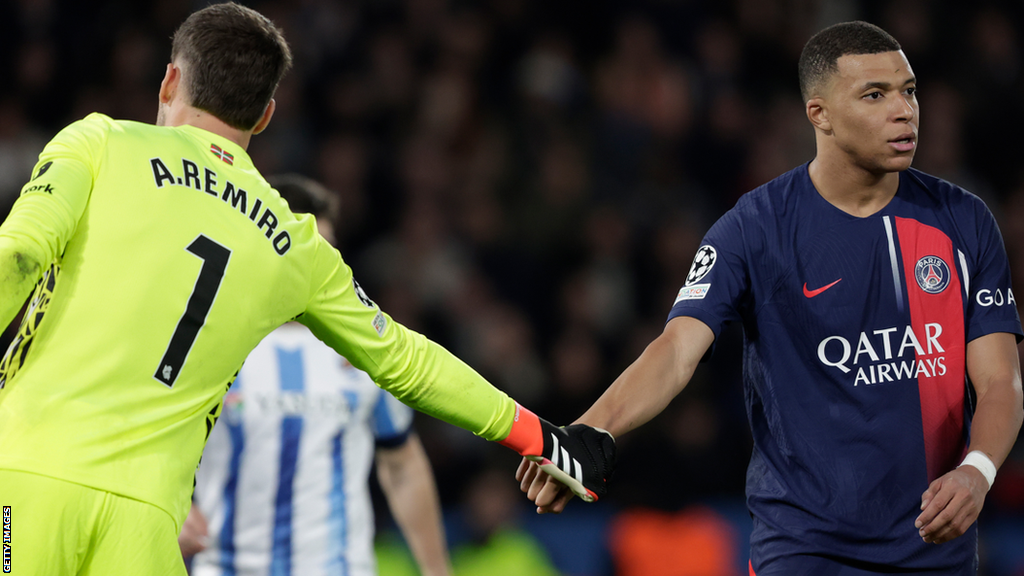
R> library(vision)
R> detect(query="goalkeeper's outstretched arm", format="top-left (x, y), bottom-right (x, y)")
top-left (300, 246), bottom-right (616, 502)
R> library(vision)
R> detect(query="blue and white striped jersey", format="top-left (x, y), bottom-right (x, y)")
top-left (192, 323), bottom-right (414, 576)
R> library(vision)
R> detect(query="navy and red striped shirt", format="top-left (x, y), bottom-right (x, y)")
top-left (668, 164), bottom-right (1022, 573)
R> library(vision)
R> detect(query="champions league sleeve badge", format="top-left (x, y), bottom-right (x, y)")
top-left (675, 245), bottom-right (716, 303)
top-left (915, 256), bottom-right (950, 294)
top-left (686, 245), bottom-right (717, 286)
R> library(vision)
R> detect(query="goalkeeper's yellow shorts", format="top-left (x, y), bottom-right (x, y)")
top-left (0, 468), bottom-right (186, 576)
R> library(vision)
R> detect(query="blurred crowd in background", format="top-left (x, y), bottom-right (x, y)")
top-left (4, 0), bottom-right (1024, 574)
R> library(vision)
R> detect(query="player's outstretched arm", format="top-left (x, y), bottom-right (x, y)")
top-left (916, 331), bottom-right (1023, 544)
top-left (376, 433), bottom-right (452, 576)
top-left (518, 315), bottom-right (715, 513)
top-left (300, 250), bottom-right (615, 501)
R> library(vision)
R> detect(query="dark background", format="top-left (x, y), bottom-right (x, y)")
top-left (3, 0), bottom-right (1024, 574)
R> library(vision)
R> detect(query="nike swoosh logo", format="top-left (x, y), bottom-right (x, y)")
top-left (803, 279), bottom-right (842, 298)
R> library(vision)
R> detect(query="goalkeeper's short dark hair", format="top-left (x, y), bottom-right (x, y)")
top-left (171, 2), bottom-right (292, 131)
top-left (798, 21), bottom-right (901, 102)
top-left (267, 174), bottom-right (338, 219)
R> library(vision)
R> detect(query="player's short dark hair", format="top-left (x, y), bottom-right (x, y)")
top-left (171, 2), bottom-right (292, 130)
top-left (798, 21), bottom-right (901, 102)
top-left (267, 174), bottom-right (337, 219)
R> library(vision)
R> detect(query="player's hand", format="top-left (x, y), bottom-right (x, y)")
top-left (915, 465), bottom-right (988, 544)
top-left (516, 458), bottom-right (575, 513)
top-left (499, 403), bottom-right (616, 502)
top-left (527, 422), bottom-right (615, 502)
top-left (178, 502), bottom-right (210, 558)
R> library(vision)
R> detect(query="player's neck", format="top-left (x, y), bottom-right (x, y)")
top-left (808, 155), bottom-right (899, 218)
top-left (158, 104), bottom-right (254, 150)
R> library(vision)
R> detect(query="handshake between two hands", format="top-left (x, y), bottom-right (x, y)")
top-left (499, 404), bottom-right (617, 514)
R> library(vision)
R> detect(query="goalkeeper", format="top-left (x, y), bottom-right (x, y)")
top-left (0, 3), bottom-right (613, 576)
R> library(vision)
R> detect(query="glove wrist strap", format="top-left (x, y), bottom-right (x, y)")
top-left (498, 403), bottom-right (543, 456)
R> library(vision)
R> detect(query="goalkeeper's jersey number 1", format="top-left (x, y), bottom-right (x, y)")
top-left (155, 234), bottom-right (232, 387)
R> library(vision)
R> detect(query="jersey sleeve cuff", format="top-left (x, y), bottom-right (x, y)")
top-left (967, 321), bottom-right (1024, 344)
top-left (666, 306), bottom-right (723, 362)
top-left (375, 430), bottom-right (412, 450)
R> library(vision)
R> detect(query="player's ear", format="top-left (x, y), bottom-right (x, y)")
top-left (806, 97), bottom-right (832, 133)
top-left (159, 63), bottom-right (181, 105)
top-left (251, 99), bottom-right (276, 135)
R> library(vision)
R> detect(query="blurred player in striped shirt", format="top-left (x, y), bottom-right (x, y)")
top-left (180, 175), bottom-right (452, 576)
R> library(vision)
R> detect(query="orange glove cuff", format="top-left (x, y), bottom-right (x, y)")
top-left (497, 403), bottom-right (543, 456)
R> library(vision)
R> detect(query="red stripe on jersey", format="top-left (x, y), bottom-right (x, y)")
top-left (749, 560), bottom-right (756, 576)
top-left (895, 217), bottom-right (967, 482)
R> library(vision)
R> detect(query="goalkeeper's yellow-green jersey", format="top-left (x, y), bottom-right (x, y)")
top-left (0, 113), bottom-right (515, 529)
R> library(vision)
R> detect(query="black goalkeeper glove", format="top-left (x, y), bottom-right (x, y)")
top-left (499, 403), bottom-right (616, 502)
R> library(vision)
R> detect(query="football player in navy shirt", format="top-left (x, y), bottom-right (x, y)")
top-left (519, 21), bottom-right (1023, 575)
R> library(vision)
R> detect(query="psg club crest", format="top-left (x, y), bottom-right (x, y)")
top-left (686, 245), bottom-right (717, 286)
top-left (914, 255), bottom-right (950, 294)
